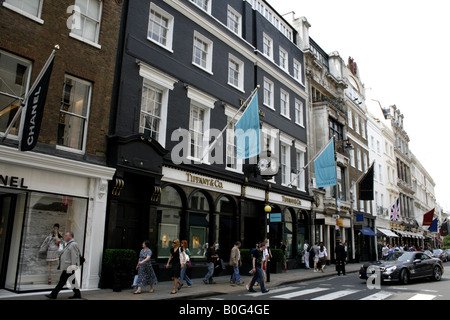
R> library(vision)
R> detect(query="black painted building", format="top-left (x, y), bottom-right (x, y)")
top-left (106, 0), bottom-right (312, 273)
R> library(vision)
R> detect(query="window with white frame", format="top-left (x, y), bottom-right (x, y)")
top-left (280, 89), bottom-right (290, 118)
top-left (279, 47), bottom-right (288, 72)
top-left (295, 146), bottom-right (306, 191)
top-left (138, 63), bottom-right (177, 147)
top-left (280, 144), bottom-right (291, 186)
top-left (350, 149), bottom-right (355, 167)
top-left (294, 99), bottom-right (304, 126)
top-left (363, 152), bottom-right (368, 171)
top-left (379, 164), bottom-right (383, 182)
top-left (354, 114), bottom-right (359, 134)
top-left (140, 84), bottom-right (163, 141)
top-left (0, 50), bottom-right (32, 136)
top-left (190, 0), bottom-right (211, 13)
top-left (228, 54), bottom-right (244, 91)
top-left (189, 104), bottom-right (205, 160)
top-left (70, 0), bottom-right (103, 46)
top-left (293, 59), bottom-right (302, 83)
top-left (352, 182), bottom-right (357, 210)
top-left (348, 109), bottom-right (353, 128)
top-left (3, 0), bottom-right (44, 22)
top-left (377, 140), bottom-right (381, 154)
top-left (357, 148), bottom-right (362, 171)
top-left (227, 5), bottom-right (241, 36)
top-left (225, 117), bottom-right (242, 172)
top-left (263, 77), bottom-right (274, 109)
top-left (361, 121), bottom-right (366, 139)
top-left (192, 31), bottom-right (213, 73)
top-left (148, 3), bottom-right (174, 51)
top-left (57, 75), bottom-right (92, 152)
top-left (371, 136), bottom-right (375, 150)
top-left (187, 87), bottom-right (215, 163)
top-left (262, 33), bottom-right (273, 60)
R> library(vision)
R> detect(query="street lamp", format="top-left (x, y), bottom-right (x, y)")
top-left (264, 205), bottom-right (272, 282)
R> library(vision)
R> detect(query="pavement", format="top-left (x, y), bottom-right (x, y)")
top-left (0, 263), bottom-right (361, 300)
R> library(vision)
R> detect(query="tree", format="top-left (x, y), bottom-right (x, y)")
top-left (443, 236), bottom-right (450, 249)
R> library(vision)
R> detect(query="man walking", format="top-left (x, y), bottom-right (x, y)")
top-left (229, 241), bottom-right (243, 285)
top-left (335, 240), bottom-right (347, 276)
top-left (203, 241), bottom-right (218, 284)
top-left (45, 231), bottom-right (82, 299)
top-left (247, 242), bottom-right (269, 294)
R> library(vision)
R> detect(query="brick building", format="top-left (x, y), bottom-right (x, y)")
top-left (0, 0), bottom-right (121, 292)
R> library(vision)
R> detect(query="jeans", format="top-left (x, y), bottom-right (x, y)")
top-left (304, 252), bottom-right (310, 269)
top-left (230, 266), bottom-right (241, 283)
top-left (203, 262), bottom-right (214, 283)
top-left (248, 267), bottom-right (266, 292)
top-left (179, 265), bottom-right (192, 286)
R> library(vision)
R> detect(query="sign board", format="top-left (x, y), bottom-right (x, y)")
top-left (314, 219), bottom-right (325, 225)
top-left (270, 213), bottom-right (282, 223)
top-left (337, 218), bottom-right (344, 227)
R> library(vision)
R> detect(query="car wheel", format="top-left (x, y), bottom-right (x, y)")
top-left (433, 266), bottom-right (442, 281)
top-left (400, 269), bottom-right (409, 285)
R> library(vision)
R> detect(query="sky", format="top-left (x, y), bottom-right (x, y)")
top-left (269, 0), bottom-right (450, 211)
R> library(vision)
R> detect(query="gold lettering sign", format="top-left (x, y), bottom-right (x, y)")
top-left (282, 196), bottom-right (301, 206)
top-left (186, 173), bottom-right (223, 189)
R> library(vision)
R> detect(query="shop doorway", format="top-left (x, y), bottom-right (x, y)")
top-left (0, 193), bottom-right (16, 288)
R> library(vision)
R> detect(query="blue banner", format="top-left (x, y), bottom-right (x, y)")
top-left (314, 139), bottom-right (337, 188)
top-left (235, 94), bottom-right (260, 159)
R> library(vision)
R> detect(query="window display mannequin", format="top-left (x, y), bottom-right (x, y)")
top-left (40, 224), bottom-right (64, 285)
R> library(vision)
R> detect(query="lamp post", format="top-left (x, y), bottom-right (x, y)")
top-left (264, 204), bottom-right (272, 282)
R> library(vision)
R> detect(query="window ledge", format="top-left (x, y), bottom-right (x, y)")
top-left (225, 166), bottom-right (243, 174)
top-left (263, 103), bottom-right (275, 111)
top-left (147, 37), bottom-right (174, 53)
top-left (192, 62), bottom-right (213, 75)
top-left (295, 122), bottom-right (305, 128)
top-left (281, 114), bottom-right (291, 121)
top-left (56, 145), bottom-right (86, 155)
top-left (227, 82), bottom-right (245, 94)
top-left (69, 33), bottom-right (102, 50)
top-left (2, 3), bottom-right (44, 24)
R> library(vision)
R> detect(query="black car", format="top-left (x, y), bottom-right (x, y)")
top-left (360, 251), bottom-right (444, 284)
top-left (432, 249), bottom-right (448, 262)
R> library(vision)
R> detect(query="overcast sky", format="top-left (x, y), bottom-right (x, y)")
top-left (269, 0), bottom-right (450, 211)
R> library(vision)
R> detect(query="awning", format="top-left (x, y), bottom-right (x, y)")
top-left (360, 227), bottom-right (377, 236)
top-left (377, 228), bottom-right (399, 238)
top-left (394, 230), bottom-right (408, 237)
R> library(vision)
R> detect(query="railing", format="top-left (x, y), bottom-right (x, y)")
top-left (309, 38), bottom-right (329, 70)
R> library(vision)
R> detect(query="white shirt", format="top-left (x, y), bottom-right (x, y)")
top-left (318, 247), bottom-right (327, 258)
top-left (263, 248), bottom-right (269, 262)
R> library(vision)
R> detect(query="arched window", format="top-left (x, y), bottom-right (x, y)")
top-left (189, 191), bottom-right (211, 258)
top-left (157, 186), bottom-right (182, 258)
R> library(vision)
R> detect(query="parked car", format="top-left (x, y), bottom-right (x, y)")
top-left (360, 251), bottom-right (444, 284)
top-left (432, 249), bottom-right (448, 262)
top-left (424, 250), bottom-right (433, 257)
top-left (446, 249), bottom-right (450, 260)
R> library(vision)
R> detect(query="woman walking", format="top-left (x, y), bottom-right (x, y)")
top-left (179, 240), bottom-right (193, 288)
top-left (166, 239), bottom-right (186, 294)
top-left (318, 242), bottom-right (328, 272)
top-left (134, 240), bottom-right (158, 294)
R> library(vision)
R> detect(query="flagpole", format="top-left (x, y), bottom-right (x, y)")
top-left (199, 85), bottom-right (260, 162)
top-left (288, 135), bottom-right (336, 187)
top-left (2, 45), bottom-right (59, 142)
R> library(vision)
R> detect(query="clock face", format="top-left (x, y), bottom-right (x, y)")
top-left (258, 152), bottom-right (279, 177)
top-left (258, 159), bottom-right (269, 171)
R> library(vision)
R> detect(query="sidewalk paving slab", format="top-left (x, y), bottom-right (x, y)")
top-left (0, 264), bottom-right (362, 300)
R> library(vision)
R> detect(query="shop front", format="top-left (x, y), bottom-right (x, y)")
top-left (0, 146), bottom-right (115, 292)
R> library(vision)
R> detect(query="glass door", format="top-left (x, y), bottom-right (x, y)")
top-left (0, 194), bottom-right (15, 288)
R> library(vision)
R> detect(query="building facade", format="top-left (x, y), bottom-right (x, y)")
top-left (0, 0), bottom-right (121, 291)
top-left (106, 0), bottom-right (312, 276)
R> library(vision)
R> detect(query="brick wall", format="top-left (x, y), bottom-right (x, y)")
top-left (0, 0), bottom-right (123, 162)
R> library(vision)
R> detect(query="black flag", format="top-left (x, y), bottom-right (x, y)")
top-left (20, 56), bottom-right (55, 151)
top-left (358, 163), bottom-right (374, 201)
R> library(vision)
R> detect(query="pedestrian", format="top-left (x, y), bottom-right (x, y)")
top-left (134, 240), bottom-right (158, 294)
top-left (203, 241), bottom-right (218, 284)
top-left (388, 244), bottom-right (393, 255)
top-left (280, 240), bottom-right (288, 272)
top-left (303, 240), bottom-right (310, 269)
top-left (229, 241), bottom-right (243, 285)
top-left (382, 243), bottom-right (389, 258)
top-left (335, 240), bottom-right (346, 276)
top-left (247, 241), bottom-right (269, 294)
top-left (45, 231), bottom-right (82, 299)
top-left (313, 242), bottom-right (320, 272)
top-left (262, 238), bottom-right (271, 280)
top-left (179, 240), bottom-right (193, 288)
top-left (39, 223), bottom-right (64, 285)
top-left (318, 242), bottom-right (328, 272)
top-left (166, 239), bottom-right (185, 294)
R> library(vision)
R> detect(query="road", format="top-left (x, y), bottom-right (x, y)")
top-left (199, 267), bottom-right (450, 301)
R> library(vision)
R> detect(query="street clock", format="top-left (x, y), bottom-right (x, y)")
top-left (257, 151), bottom-right (278, 179)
